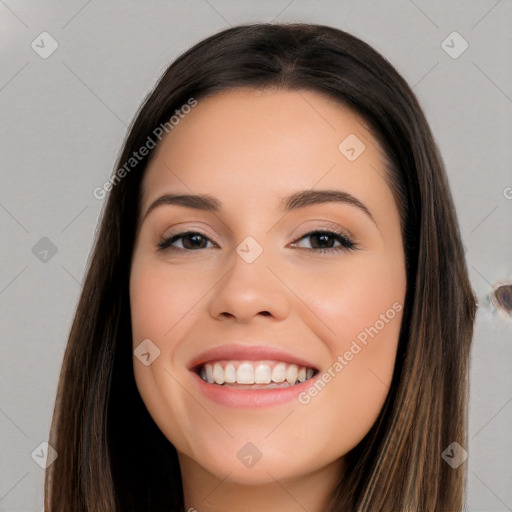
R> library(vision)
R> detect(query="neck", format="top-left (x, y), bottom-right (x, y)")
top-left (179, 453), bottom-right (344, 512)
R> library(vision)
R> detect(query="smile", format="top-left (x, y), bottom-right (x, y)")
top-left (188, 344), bottom-right (320, 407)
top-left (196, 360), bottom-right (317, 388)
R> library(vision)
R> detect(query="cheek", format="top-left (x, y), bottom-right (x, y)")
top-left (129, 262), bottom-right (190, 406)
top-left (292, 254), bottom-right (405, 441)
top-left (292, 252), bottom-right (405, 350)
top-left (130, 261), bottom-right (204, 456)
top-left (130, 261), bottom-right (205, 343)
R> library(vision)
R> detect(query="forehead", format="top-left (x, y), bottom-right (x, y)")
top-left (141, 88), bottom-right (393, 214)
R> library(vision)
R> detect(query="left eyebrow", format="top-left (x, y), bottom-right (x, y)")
top-left (280, 189), bottom-right (377, 226)
top-left (141, 189), bottom-right (377, 227)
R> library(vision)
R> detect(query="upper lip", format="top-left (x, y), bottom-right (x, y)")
top-left (188, 344), bottom-right (319, 372)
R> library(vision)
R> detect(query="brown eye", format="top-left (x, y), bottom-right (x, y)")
top-left (290, 230), bottom-right (358, 254)
top-left (158, 231), bottom-right (215, 251)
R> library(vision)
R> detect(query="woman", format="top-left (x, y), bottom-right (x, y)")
top-left (44, 23), bottom-right (477, 511)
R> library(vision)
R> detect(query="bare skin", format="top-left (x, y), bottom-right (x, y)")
top-left (129, 88), bottom-right (407, 512)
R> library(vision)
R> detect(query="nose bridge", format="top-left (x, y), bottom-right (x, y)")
top-left (209, 237), bottom-right (290, 321)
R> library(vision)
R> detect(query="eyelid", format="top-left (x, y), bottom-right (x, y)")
top-left (291, 221), bottom-right (354, 240)
top-left (161, 223), bottom-right (218, 240)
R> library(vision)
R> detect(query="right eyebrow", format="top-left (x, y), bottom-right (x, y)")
top-left (142, 193), bottom-right (221, 222)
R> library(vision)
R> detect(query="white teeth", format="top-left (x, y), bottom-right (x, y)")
top-left (254, 364), bottom-right (272, 384)
top-left (213, 363), bottom-right (224, 384)
top-left (271, 363), bottom-right (286, 383)
top-left (224, 363), bottom-right (236, 383)
top-left (205, 364), bottom-right (214, 384)
top-left (200, 361), bottom-right (316, 386)
top-left (286, 364), bottom-right (298, 385)
top-left (236, 363), bottom-right (255, 384)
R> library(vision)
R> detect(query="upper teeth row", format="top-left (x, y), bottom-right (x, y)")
top-left (200, 361), bottom-right (315, 385)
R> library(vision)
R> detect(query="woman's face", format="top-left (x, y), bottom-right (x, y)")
top-left (130, 88), bottom-right (407, 485)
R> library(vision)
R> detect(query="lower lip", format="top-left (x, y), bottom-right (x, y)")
top-left (190, 371), bottom-right (319, 408)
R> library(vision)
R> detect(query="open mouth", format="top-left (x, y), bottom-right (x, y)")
top-left (193, 360), bottom-right (318, 389)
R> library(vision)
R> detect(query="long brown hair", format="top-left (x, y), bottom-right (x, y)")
top-left (44, 23), bottom-right (477, 511)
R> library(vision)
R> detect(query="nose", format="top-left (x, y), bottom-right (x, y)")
top-left (208, 245), bottom-right (291, 324)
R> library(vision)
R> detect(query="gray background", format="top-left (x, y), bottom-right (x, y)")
top-left (1, 1), bottom-right (511, 511)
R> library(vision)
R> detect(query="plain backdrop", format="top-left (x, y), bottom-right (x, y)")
top-left (1, 1), bottom-right (511, 511)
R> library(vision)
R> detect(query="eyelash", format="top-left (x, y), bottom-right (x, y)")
top-left (157, 228), bottom-right (359, 255)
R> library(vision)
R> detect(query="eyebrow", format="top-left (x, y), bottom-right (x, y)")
top-left (142, 189), bottom-right (377, 226)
